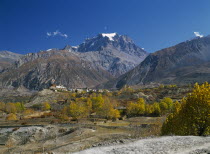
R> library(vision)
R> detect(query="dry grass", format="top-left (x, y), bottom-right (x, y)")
top-left (0, 116), bottom-right (165, 153)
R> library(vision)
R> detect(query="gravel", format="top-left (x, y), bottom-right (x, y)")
top-left (74, 136), bottom-right (210, 154)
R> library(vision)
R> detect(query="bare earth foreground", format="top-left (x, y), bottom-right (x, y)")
top-left (75, 136), bottom-right (210, 154)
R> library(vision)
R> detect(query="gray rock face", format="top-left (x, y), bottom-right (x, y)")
top-left (0, 51), bottom-right (23, 73)
top-left (0, 50), bottom-right (113, 90)
top-left (0, 51), bottom-right (22, 61)
top-left (104, 35), bottom-right (210, 89)
top-left (1, 126), bottom-right (60, 146)
top-left (0, 33), bottom-right (147, 90)
top-left (76, 33), bottom-right (148, 76)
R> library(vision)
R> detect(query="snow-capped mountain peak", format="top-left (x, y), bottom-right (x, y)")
top-left (75, 33), bottom-right (148, 76)
top-left (101, 33), bottom-right (117, 41)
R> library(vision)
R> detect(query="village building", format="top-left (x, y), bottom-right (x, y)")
top-left (50, 84), bottom-right (68, 91)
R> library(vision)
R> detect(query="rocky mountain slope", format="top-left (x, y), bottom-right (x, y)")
top-left (0, 49), bottom-right (112, 90)
top-left (0, 33), bottom-right (147, 90)
top-left (103, 35), bottom-right (210, 89)
top-left (71, 33), bottom-right (148, 76)
top-left (0, 51), bottom-right (23, 73)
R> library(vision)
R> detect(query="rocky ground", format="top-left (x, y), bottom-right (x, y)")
top-left (0, 123), bottom-right (209, 154)
top-left (75, 136), bottom-right (210, 154)
top-left (0, 124), bottom-right (133, 153)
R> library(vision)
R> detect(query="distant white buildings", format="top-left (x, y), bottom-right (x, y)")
top-left (69, 88), bottom-right (97, 93)
top-left (67, 88), bottom-right (109, 93)
top-left (50, 84), bottom-right (68, 91)
top-left (49, 83), bottom-right (109, 93)
top-left (56, 85), bottom-right (66, 89)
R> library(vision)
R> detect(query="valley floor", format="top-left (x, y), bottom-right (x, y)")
top-left (0, 117), bottom-right (163, 153)
top-left (0, 117), bottom-right (209, 153)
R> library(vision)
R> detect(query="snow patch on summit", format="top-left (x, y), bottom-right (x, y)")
top-left (72, 46), bottom-right (79, 49)
top-left (102, 33), bottom-right (117, 41)
top-left (47, 49), bottom-right (52, 51)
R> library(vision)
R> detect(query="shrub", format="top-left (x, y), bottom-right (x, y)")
top-left (42, 102), bottom-right (51, 111)
top-left (6, 113), bottom-right (18, 120)
top-left (23, 109), bottom-right (35, 115)
top-left (5, 103), bottom-right (17, 113)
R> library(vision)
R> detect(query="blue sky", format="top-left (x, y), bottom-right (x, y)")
top-left (0, 0), bottom-right (210, 54)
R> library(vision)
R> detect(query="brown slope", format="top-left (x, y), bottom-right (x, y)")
top-left (103, 35), bottom-right (210, 89)
top-left (0, 50), bottom-right (113, 90)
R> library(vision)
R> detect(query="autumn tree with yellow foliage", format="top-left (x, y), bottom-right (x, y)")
top-left (127, 98), bottom-right (145, 116)
top-left (6, 113), bottom-right (18, 120)
top-left (69, 102), bottom-right (88, 121)
top-left (15, 102), bottom-right (25, 113)
top-left (0, 102), bottom-right (5, 111)
top-left (97, 101), bottom-right (120, 120)
top-left (42, 102), bottom-right (51, 111)
top-left (145, 104), bottom-right (154, 115)
top-left (91, 95), bottom-right (104, 112)
top-left (5, 103), bottom-right (17, 113)
top-left (162, 82), bottom-right (210, 136)
top-left (152, 102), bottom-right (161, 116)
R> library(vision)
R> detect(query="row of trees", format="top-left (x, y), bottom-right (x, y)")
top-left (59, 95), bottom-right (120, 121)
top-left (58, 94), bottom-right (180, 121)
top-left (127, 97), bottom-right (181, 117)
top-left (162, 82), bottom-right (210, 136)
top-left (0, 102), bottom-right (25, 113)
top-left (0, 102), bottom-right (52, 114)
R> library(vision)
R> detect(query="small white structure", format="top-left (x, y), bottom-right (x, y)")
top-left (55, 85), bottom-right (67, 91)
top-left (76, 88), bottom-right (84, 93)
top-left (50, 85), bottom-right (67, 91)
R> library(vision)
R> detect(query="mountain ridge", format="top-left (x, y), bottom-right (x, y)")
top-left (0, 51), bottom-right (23, 73)
top-left (0, 50), bottom-right (113, 90)
top-left (0, 33), bottom-right (147, 90)
top-left (102, 35), bottom-right (210, 89)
